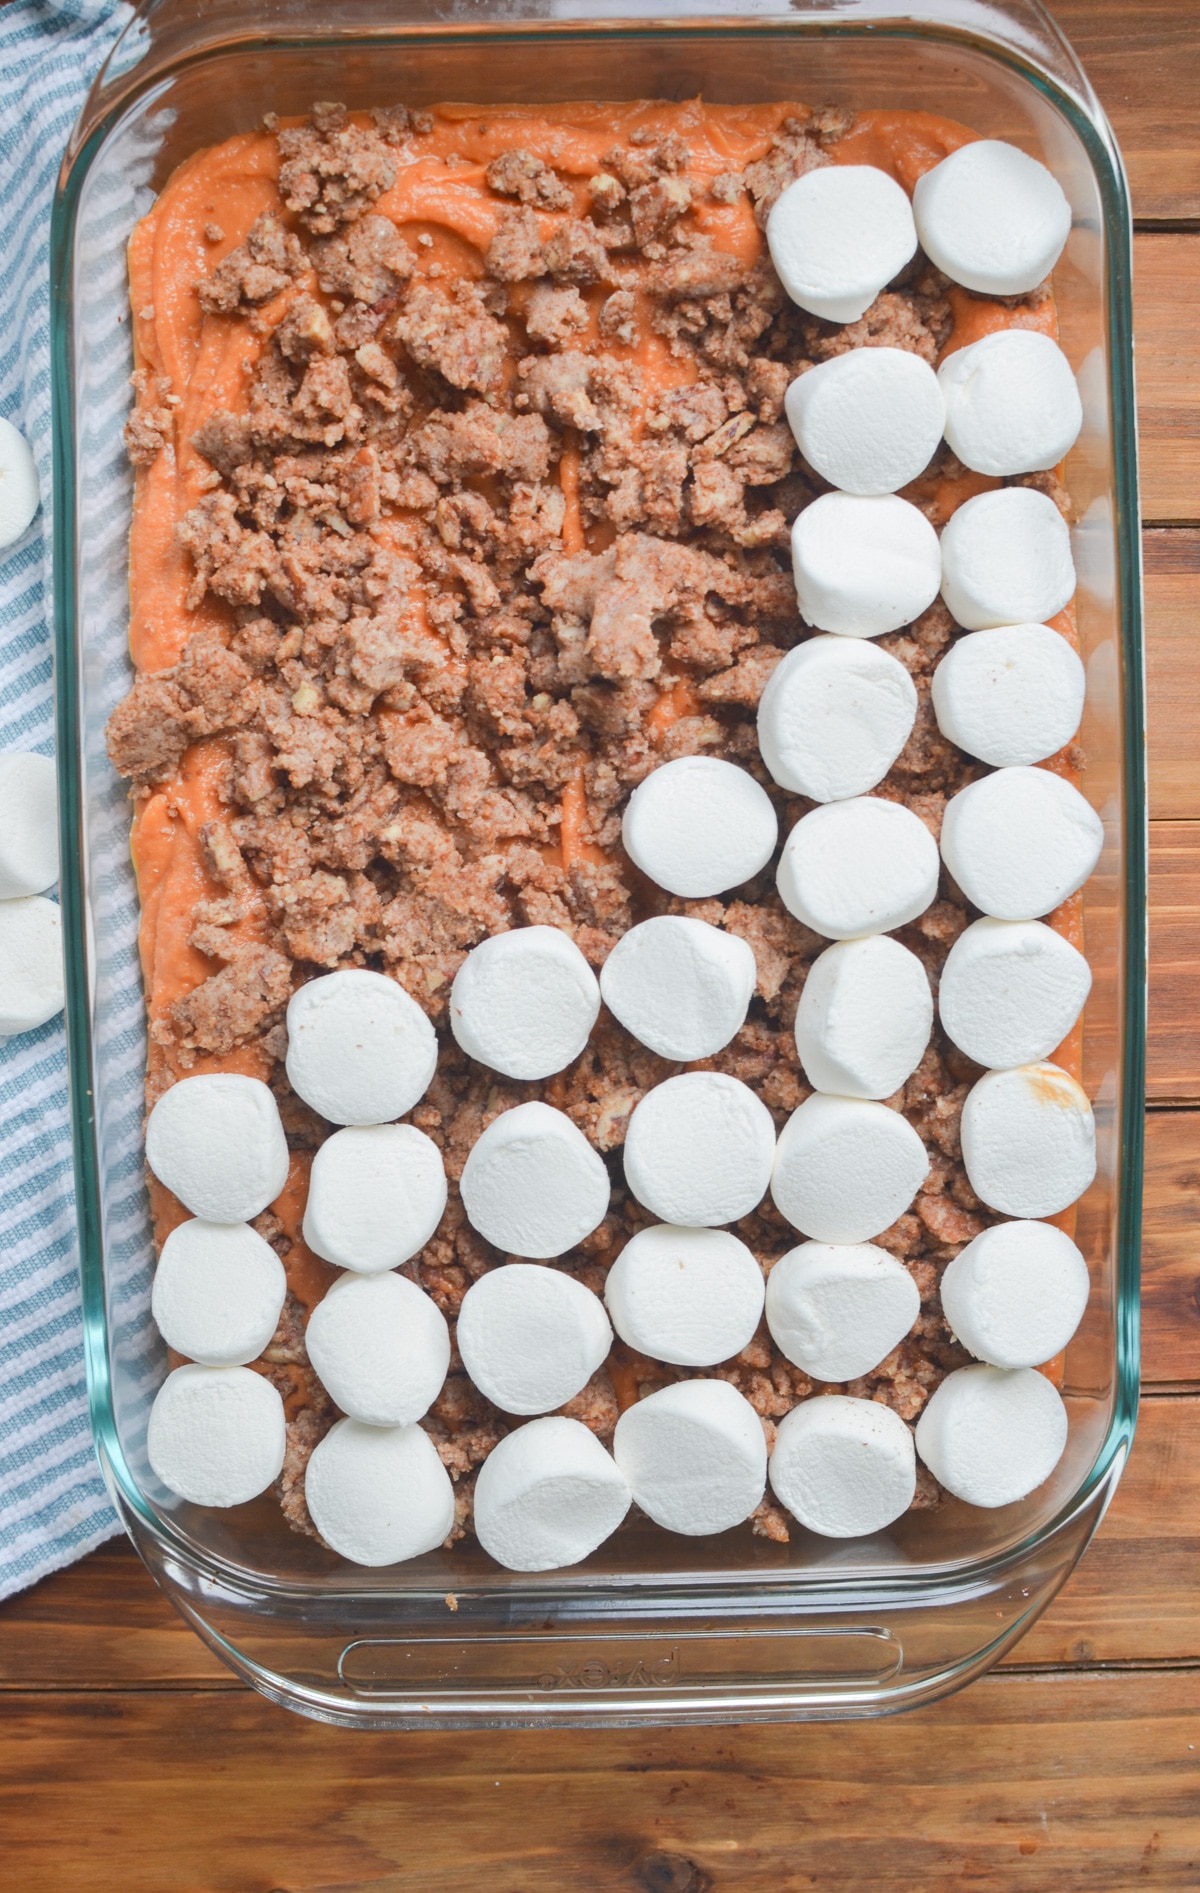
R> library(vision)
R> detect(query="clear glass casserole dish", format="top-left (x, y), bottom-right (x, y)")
top-left (51, 0), bottom-right (1145, 1728)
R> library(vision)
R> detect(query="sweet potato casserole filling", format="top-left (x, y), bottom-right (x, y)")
top-left (108, 99), bottom-right (1081, 1548)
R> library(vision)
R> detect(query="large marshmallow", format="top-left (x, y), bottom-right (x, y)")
top-left (914, 139), bottom-right (1072, 297)
top-left (940, 1221), bottom-right (1090, 1369)
top-left (785, 348), bottom-right (945, 496)
top-left (305, 1271), bottom-right (451, 1426)
top-left (767, 164), bottom-right (917, 324)
top-left (599, 915), bottom-right (757, 1061)
top-left (612, 1380), bottom-right (767, 1536)
top-left (449, 926), bottom-right (600, 1080)
top-left (460, 1101), bottom-right (610, 1258)
top-left (622, 756), bottom-right (778, 898)
top-left (472, 1415), bottom-right (631, 1572)
top-left (939, 916), bottom-right (1092, 1069)
top-left (940, 487), bottom-right (1075, 631)
top-left (771, 1093), bottom-right (929, 1244)
top-left (791, 493), bottom-right (942, 639)
top-left (302, 1123), bottom-right (447, 1273)
top-left (915, 1363), bottom-right (1069, 1508)
top-left (938, 330), bottom-right (1083, 477)
top-left (0, 416), bottom-right (40, 548)
top-left (604, 1223), bottom-right (765, 1367)
top-left (455, 1263), bottom-right (613, 1415)
top-left (932, 622), bottom-right (1086, 767)
top-left (622, 1072), bottom-right (777, 1227)
top-left (795, 935), bottom-right (933, 1100)
top-left (285, 968), bottom-right (437, 1126)
top-left (304, 1417), bottom-right (455, 1566)
top-left (0, 894), bottom-right (62, 1034)
top-left (765, 1241), bottom-right (920, 1382)
top-left (960, 1061), bottom-right (1096, 1218)
top-left (769, 1394), bottom-right (916, 1537)
top-left (940, 766), bottom-right (1104, 920)
top-left (151, 1219), bottom-right (287, 1368)
top-left (147, 1363), bottom-right (286, 1508)
top-left (757, 635), bottom-right (918, 803)
top-left (776, 796), bottom-right (940, 940)
top-left (0, 751), bottom-right (58, 897)
top-left (145, 1074), bottom-right (290, 1224)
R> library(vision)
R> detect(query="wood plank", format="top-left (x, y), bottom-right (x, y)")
top-left (1145, 533), bottom-right (1200, 821)
top-left (1048, 0), bottom-right (1200, 222)
top-left (1142, 1109), bottom-right (1200, 1384)
top-left (0, 1672), bottom-right (1197, 1892)
top-left (1149, 824), bottom-right (1200, 1101)
top-left (1135, 236), bottom-right (1200, 524)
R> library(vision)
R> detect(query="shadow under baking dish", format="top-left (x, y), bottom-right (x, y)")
top-left (51, 0), bottom-right (1144, 1727)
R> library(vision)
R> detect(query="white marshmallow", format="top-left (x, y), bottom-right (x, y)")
top-left (305, 1271), bottom-right (451, 1425)
top-left (146, 1074), bottom-right (290, 1224)
top-left (767, 164), bottom-right (917, 324)
top-left (939, 487), bottom-right (1075, 631)
top-left (939, 916), bottom-right (1092, 1069)
top-left (785, 349), bottom-right (945, 496)
top-left (612, 1380), bottom-right (767, 1536)
top-left (623, 1072), bottom-right (776, 1228)
top-left (472, 1415), bottom-right (631, 1572)
top-left (769, 1394), bottom-right (916, 1537)
top-left (960, 1061), bottom-right (1096, 1218)
top-left (0, 894), bottom-right (63, 1034)
top-left (796, 935), bottom-right (933, 1100)
top-left (771, 1094), bottom-right (929, 1244)
top-left (776, 796), bottom-right (940, 940)
top-left (455, 1263), bottom-right (613, 1415)
top-left (0, 752), bottom-right (58, 897)
top-left (604, 1223), bottom-right (765, 1367)
top-left (460, 1101), bottom-right (610, 1258)
top-left (304, 1417), bottom-right (455, 1566)
top-left (449, 926), bottom-right (599, 1080)
top-left (599, 915), bottom-right (756, 1062)
top-left (940, 766), bottom-right (1103, 920)
top-left (622, 756), bottom-right (778, 899)
top-left (0, 416), bottom-right (40, 548)
top-left (938, 330), bottom-right (1083, 477)
top-left (151, 1219), bottom-right (287, 1367)
top-left (765, 1241), bottom-right (920, 1382)
top-left (940, 1221), bottom-right (1090, 1369)
top-left (914, 139), bottom-right (1072, 297)
top-left (792, 493), bottom-right (942, 639)
top-left (302, 1123), bottom-right (447, 1274)
top-left (915, 1363), bottom-right (1068, 1507)
top-left (285, 969), bottom-right (437, 1126)
top-left (931, 622), bottom-right (1086, 766)
top-left (757, 635), bottom-right (917, 802)
top-left (147, 1363), bottom-right (286, 1507)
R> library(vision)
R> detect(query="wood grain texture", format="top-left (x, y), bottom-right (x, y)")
top-left (1146, 534), bottom-right (1200, 821)
top-left (1, 1674), bottom-right (1197, 1893)
top-left (1142, 1109), bottom-right (1200, 1383)
top-left (1050, 0), bottom-right (1200, 221)
top-left (1136, 239), bottom-right (1200, 524)
top-left (1149, 823), bottom-right (1200, 1101)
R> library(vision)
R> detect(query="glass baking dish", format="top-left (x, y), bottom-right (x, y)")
top-left (50, 0), bottom-right (1144, 1727)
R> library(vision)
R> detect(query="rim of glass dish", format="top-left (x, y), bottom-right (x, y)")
top-left (50, 4), bottom-right (1145, 1613)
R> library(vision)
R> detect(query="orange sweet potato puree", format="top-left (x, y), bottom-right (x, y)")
top-left (126, 102), bottom-right (1084, 1365)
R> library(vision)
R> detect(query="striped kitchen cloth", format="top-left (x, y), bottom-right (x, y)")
top-left (0, 0), bottom-right (131, 1599)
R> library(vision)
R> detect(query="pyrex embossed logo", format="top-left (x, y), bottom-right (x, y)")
top-left (537, 1648), bottom-right (680, 1691)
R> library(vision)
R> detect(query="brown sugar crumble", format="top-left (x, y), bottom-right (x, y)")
top-left (110, 99), bottom-right (1071, 1556)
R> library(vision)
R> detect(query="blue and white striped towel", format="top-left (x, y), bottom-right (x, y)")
top-left (0, 0), bottom-right (130, 1599)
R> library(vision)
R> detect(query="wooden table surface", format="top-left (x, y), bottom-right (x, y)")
top-left (6, 6), bottom-right (1200, 1886)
